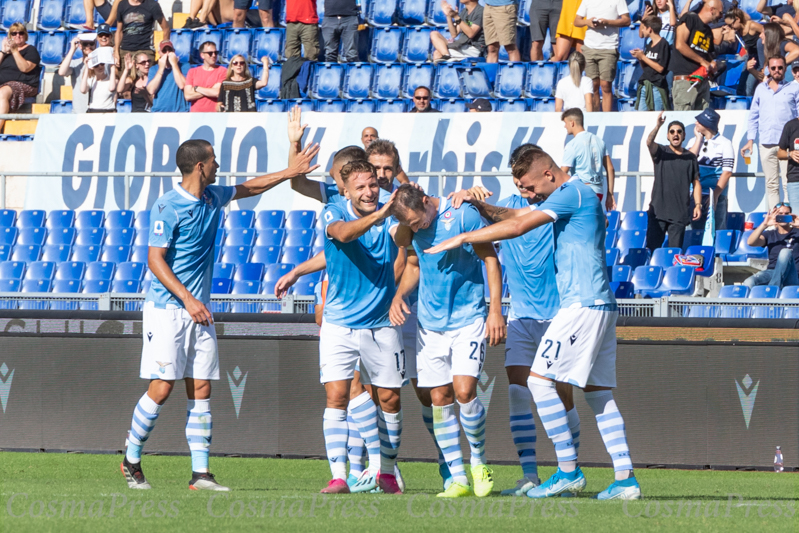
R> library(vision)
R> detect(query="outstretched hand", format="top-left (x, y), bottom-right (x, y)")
top-left (375, 190), bottom-right (397, 220)
top-left (287, 105), bottom-right (307, 144)
top-left (288, 143), bottom-right (321, 176)
top-left (424, 234), bottom-right (465, 255)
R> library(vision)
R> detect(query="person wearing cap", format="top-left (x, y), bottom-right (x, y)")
top-left (409, 86), bottom-right (440, 113)
top-left (95, 24), bottom-right (114, 50)
top-left (742, 56), bottom-right (799, 211)
top-left (114, 0), bottom-right (170, 68)
top-left (80, 47), bottom-right (118, 113)
top-left (688, 108), bottom-right (734, 231)
top-left (58, 33), bottom-right (97, 113)
top-left (669, 0), bottom-right (722, 111)
top-left (467, 98), bottom-right (492, 112)
top-left (147, 41), bottom-right (190, 113)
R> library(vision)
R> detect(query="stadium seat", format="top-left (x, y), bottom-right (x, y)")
top-left (606, 247), bottom-right (619, 266)
top-left (221, 245), bottom-right (252, 265)
top-left (745, 212), bottom-right (766, 229)
top-left (112, 279), bottom-right (140, 293)
top-left (71, 245), bottom-right (100, 263)
top-left (0, 209), bottom-right (15, 228)
top-left (286, 210), bottom-right (315, 230)
top-left (611, 265), bottom-right (632, 282)
top-left (620, 248), bottom-right (650, 269)
top-left (530, 97), bottom-right (556, 111)
top-left (372, 63), bottom-right (403, 99)
top-left (721, 96), bottom-right (752, 110)
top-left (497, 99), bottom-right (529, 111)
top-left (130, 245), bottom-right (147, 263)
top-left (719, 285), bottom-right (750, 298)
top-left (256, 99), bottom-right (286, 112)
top-left (433, 64), bottom-right (462, 98)
top-left (751, 304), bottom-right (781, 319)
top-left (619, 24), bottom-right (645, 60)
top-left (718, 303), bottom-right (750, 318)
top-left (212, 278), bottom-right (232, 294)
top-left (19, 279), bottom-right (51, 310)
top-left (399, 0), bottom-right (426, 24)
top-left (460, 67), bottom-right (492, 98)
top-left (0, 227), bottom-right (16, 246)
top-left (310, 63), bottom-right (344, 99)
top-left (234, 262), bottom-right (265, 282)
top-left (494, 63), bottom-right (526, 99)
top-left (370, 27), bottom-right (403, 63)
top-left (11, 244), bottom-right (40, 262)
top-left (56, 261), bottom-right (86, 281)
top-left (39, 31), bottom-right (67, 66)
top-left (251, 28), bottom-right (285, 65)
top-left (0, 260), bottom-right (24, 280)
top-left (685, 245), bottom-right (715, 277)
top-left (225, 210), bottom-right (255, 230)
top-left (610, 281), bottom-right (634, 299)
top-left (192, 29), bottom-right (224, 64)
top-left (342, 63), bottom-right (373, 99)
top-left (682, 229), bottom-right (704, 251)
top-left (255, 210), bottom-right (285, 230)
top-left (251, 245), bottom-right (281, 265)
top-left (17, 209), bottom-right (45, 228)
top-left (18, 227), bottom-right (46, 246)
top-left (75, 228), bottom-right (105, 246)
top-left (261, 280), bottom-right (279, 302)
top-left (134, 211), bottom-right (150, 231)
top-left (46, 210), bottom-right (74, 230)
top-left (2, 0), bottom-right (31, 30)
top-left (647, 266), bottom-right (696, 297)
top-left (114, 262), bottom-right (145, 282)
top-left (222, 28), bottom-right (253, 64)
top-left (315, 99), bottom-right (347, 112)
top-left (401, 26), bottom-right (432, 63)
top-left (281, 246), bottom-right (311, 265)
top-left (780, 285), bottom-right (799, 299)
top-left (524, 62), bottom-right (556, 97)
top-left (366, 0), bottom-right (397, 26)
top-left (786, 306), bottom-right (799, 319)
top-left (346, 99), bottom-right (376, 112)
top-left (402, 63), bottom-right (434, 98)
top-left (285, 98), bottom-right (316, 113)
top-left (50, 279), bottom-right (81, 309)
top-left (24, 260), bottom-right (55, 281)
top-left (605, 211), bottom-right (621, 231)
top-left (253, 63), bottom-right (281, 100)
top-left (105, 228), bottom-right (135, 247)
top-left (632, 266), bottom-right (663, 295)
top-left (615, 61), bottom-right (642, 99)
top-left (376, 98), bottom-right (410, 112)
top-left (38, 0), bottom-right (65, 30)
top-left (171, 29), bottom-right (194, 64)
top-left (214, 262), bottom-right (236, 281)
top-left (285, 229), bottom-right (315, 247)
top-left (265, 263), bottom-right (293, 282)
top-left (85, 261), bottom-right (115, 282)
top-left (226, 228), bottom-right (257, 247)
top-left (42, 244), bottom-right (71, 262)
top-left (0, 245), bottom-right (10, 262)
top-left (617, 230), bottom-right (646, 252)
top-left (427, 0), bottom-right (459, 26)
top-left (79, 279), bottom-right (109, 309)
top-left (292, 277), bottom-right (317, 296)
top-left (135, 229), bottom-right (149, 246)
top-left (714, 230), bottom-right (740, 256)
top-left (650, 247), bottom-right (680, 268)
top-left (749, 285), bottom-right (779, 299)
top-left (724, 230), bottom-right (767, 261)
top-left (230, 280), bottom-right (262, 313)
top-left (256, 228), bottom-right (285, 247)
top-left (75, 210), bottom-right (105, 230)
top-left (620, 211), bottom-right (647, 231)
top-left (436, 98), bottom-right (467, 112)
top-left (726, 212), bottom-right (745, 232)
top-left (605, 229), bottom-right (617, 249)
top-left (101, 245), bottom-right (130, 263)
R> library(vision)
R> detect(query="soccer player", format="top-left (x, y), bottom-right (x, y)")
top-left (561, 108), bottom-right (617, 211)
top-left (121, 139), bottom-right (320, 491)
top-left (365, 138), bottom-right (410, 190)
top-left (319, 160), bottom-right (406, 495)
top-left (425, 148), bottom-right (641, 501)
top-left (390, 184), bottom-right (506, 498)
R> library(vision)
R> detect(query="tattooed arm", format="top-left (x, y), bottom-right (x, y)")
top-left (469, 199), bottom-right (528, 223)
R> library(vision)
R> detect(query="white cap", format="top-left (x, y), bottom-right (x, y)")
top-left (78, 32), bottom-right (97, 42)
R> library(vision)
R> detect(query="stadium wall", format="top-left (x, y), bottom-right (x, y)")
top-left (0, 313), bottom-right (796, 471)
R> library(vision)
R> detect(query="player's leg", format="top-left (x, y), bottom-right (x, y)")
top-left (346, 368), bottom-right (367, 486)
top-left (122, 379), bottom-right (173, 489)
top-left (558, 381), bottom-right (580, 453)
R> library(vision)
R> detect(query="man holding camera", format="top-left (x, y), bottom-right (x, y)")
top-left (743, 205), bottom-right (799, 289)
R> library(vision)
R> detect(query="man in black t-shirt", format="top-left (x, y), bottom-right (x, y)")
top-left (744, 205), bottom-right (799, 289)
top-left (114, 0), bottom-right (170, 68)
top-left (645, 112), bottom-right (702, 251)
top-left (778, 117), bottom-right (799, 207)
top-left (670, 0), bottom-right (722, 111)
top-left (321, 0), bottom-right (360, 62)
top-left (632, 16), bottom-right (670, 110)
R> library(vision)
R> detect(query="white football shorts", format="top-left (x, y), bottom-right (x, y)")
top-left (320, 321), bottom-right (405, 388)
top-left (140, 301), bottom-right (220, 381)
top-left (505, 317), bottom-right (552, 368)
top-left (416, 318), bottom-right (486, 388)
top-left (530, 306), bottom-right (618, 388)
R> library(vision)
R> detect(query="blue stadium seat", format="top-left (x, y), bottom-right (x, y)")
top-left (281, 246), bottom-right (311, 265)
top-left (494, 63), bottom-right (526, 99)
top-left (226, 228), bottom-right (257, 247)
top-left (647, 266), bottom-right (696, 297)
top-left (720, 96), bottom-right (751, 110)
top-left (313, 230), bottom-right (324, 248)
top-left (11, 244), bottom-right (40, 262)
top-left (617, 229), bottom-right (646, 252)
top-left (75, 228), bottom-right (105, 246)
top-left (786, 306), bottom-right (799, 319)
top-left (346, 99), bottom-right (376, 112)
top-left (19, 279), bottom-right (51, 310)
top-left (428, 0), bottom-right (459, 26)
top-left (17, 209), bottom-right (45, 228)
top-left (780, 285), bottom-right (799, 299)
top-left (460, 67), bottom-right (492, 98)
top-left (436, 98), bottom-right (467, 112)
top-left (39, 31), bottom-right (68, 66)
top-left (0, 244), bottom-right (9, 262)
top-left (135, 227), bottom-right (150, 245)
top-left (372, 63), bottom-right (403, 99)
top-left (0, 277), bottom-right (20, 292)
top-left (256, 229), bottom-right (285, 247)
top-left (213, 262), bottom-right (236, 281)
top-left (751, 304), bottom-right (781, 319)
top-left (606, 211), bottom-right (621, 231)
top-left (525, 62), bottom-right (556, 97)
top-left (255, 210), bottom-right (285, 230)
top-left (726, 212), bottom-right (745, 232)
top-left (0, 209), bottom-right (15, 227)
top-left (112, 279), bottom-right (141, 295)
top-left (719, 285), bottom-right (750, 298)
top-left (85, 261), bottom-right (115, 282)
top-left (130, 245), bottom-right (147, 263)
top-left (18, 227), bottom-right (46, 246)
top-left (225, 210), bottom-right (255, 230)
top-left (632, 266), bottom-right (663, 295)
top-left (71, 245), bottom-right (100, 263)
top-left (284, 98), bottom-right (315, 112)
top-left (530, 97), bottom-right (556, 111)
top-left (610, 281), bottom-right (634, 299)
top-left (63, 0), bottom-right (92, 30)
top-left (192, 29), bottom-right (224, 64)
top-left (292, 278), bottom-right (317, 296)
top-left (650, 247), bottom-right (680, 268)
top-left (370, 27), bottom-right (403, 63)
top-left (105, 228), bottom-right (135, 246)
top-left (114, 261), bottom-right (145, 282)
top-left (222, 28), bottom-right (253, 63)
top-left (724, 230), bottom-right (767, 262)
top-left (116, 99), bottom-right (132, 113)
top-left (217, 226), bottom-right (227, 248)
top-left (75, 210), bottom-right (105, 229)
top-left (376, 98), bottom-right (410, 112)
top-left (611, 265), bottom-right (632, 282)
top-left (620, 248), bottom-right (650, 269)
top-left (51, 280), bottom-right (81, 310)
top-left (256, 99), bottom-right (286, 112)
top-left (682, 229), bottom-right (704, 251)
top-left (286, 210), bottom-right (315, 230)
top-left (234, 262), bottom-right (265, 281)
top-left (251, 28), bottom-right (285, 65)
top-left (746, 212), bottom-right (766, 229)
top-left (212, 278), bottom-right (232, 293)
top-left (252, 245), bottom-right (281, 265)
top-left (285, 229), bottom-right (315, 247)
top-left (0, 227), bottom-right (16, 246)
top-left (311, 63), bottom-right (344, 99)
top-left (38, 0), bottom-right (65, 30)
top-left (2, 0), bottom-right (31, 30)
top-left (342, 63), bottom-right (373, 99)
top-left (230, 280), bottom-right (262, 313)
top-left (253, 63), bottom-right (281, 100)
top-left (433, 64), bottom-right (461, 98)
top-left (685, 245), bottom-right (716, 277)
top-left (134, 211), bottom-right (150, 231)
top-left (619, 24), bottom-right (645, 60)
top-left (42, 244), bottom-right (71, 262)
top-left (46, 210), bottom-right (75, 230)
top-left (45, 227), bottom-right (76, 247)
top-left (714, 230), bottom-right (740, 256)
top-left (615, 61), bottom-right (642, 99)
top-left (605, 229), bottom-right (617, 248)
top-left (367, 0), bottom-right (397, 26)
top-left (315, 99), bottom-right (347, 112)
top-left (620, 211), bottom-right (647, 231)
top-left (0, 260), bottom-right (24, 280)
top-left (264, 262), bottom-right (293, 282)
top-left (606, 247), bottom-right (619, 266)
top-left (399, 0), bottom-right (426, 24)
top-left (750, 285), bottom-right (779, 299)
top-left (82, 279), bottom-right (108, 295)
top-left (101, 245), bottom-right (130, 263)
top-left (402, 63), bottom-right (434, 98)
top-left (497, 99), bottom-right (529, 111)
top-left (401, 26), bottom-right (432, 63)
top-left (718, 302), bottom-right (750, 318)
top-left (221, 245), bottom-right (252, 265)
top-left (56, 261), bottom-right (86, 281)
top-left (170, 29), bottom-right (194, 64)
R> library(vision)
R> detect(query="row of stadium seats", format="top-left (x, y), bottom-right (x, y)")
top-left (607, 245), bottom-right (717, 278)
top-left (605, 229), bottom-right (767, 265)
top-left (605, 211), bottom-right (760, 233)
top-left (685, 285), bottom-right (799, 319)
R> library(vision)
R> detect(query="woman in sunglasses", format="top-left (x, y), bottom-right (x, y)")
top-left (117, 52), bottom-right (153, 112)
top-left (81, 49), bottom-right (118, 113)
top-left (216, 55), bottom-right (271, 112)
top-left (0, 23), bottom-right (41, 132)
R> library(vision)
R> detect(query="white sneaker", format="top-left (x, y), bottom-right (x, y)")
top-left (394, 463), bottom-right (405, 493)
top-left (189, 472), bottom-right (230, 491)
top-left (350, 468), bottom-right (378, 493)
top-left (500, 476), bottom-right (539, 496)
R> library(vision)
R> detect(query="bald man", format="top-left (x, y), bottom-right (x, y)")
top-left (362, 127), bottom-right (378, 149)
top-left (670, 0), bottom-right (722, 110)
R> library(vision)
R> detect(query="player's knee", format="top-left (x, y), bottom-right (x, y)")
top-left (412, 381), bottom-right (432, 407)
top-left (377, 388), bottom-right (401, 413)
top-left (147, 379), bottom-right (174, 404)
top-left (454, 385), bottom-right (476, 404)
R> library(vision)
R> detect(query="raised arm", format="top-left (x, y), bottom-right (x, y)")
top-left (58, 37), bottom-right (79, 77)
top-left (286, 106), bottom-right (325, 202)
top-left (647, 111), bottom-right (665, 149)
top-left (473, 243), bottom-right (506, 347)
top-left (255, 57), bottom-right (270, 89)
top-left (326, 193), bottom-right (396, 243)
top-left (233, 143), bottom-right (320, 200)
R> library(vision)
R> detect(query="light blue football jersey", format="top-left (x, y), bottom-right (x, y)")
top-left (496, 195), bottom-right (560, 320)
top-left (537, 178), bottom-right (615, 309)
top-left (412, 197), bottom-right (486, 331)
top-left (562, 131), bottom-right (607, 195)
top-left (147, 184), bottom-right (236, 308)
top-left (321, 182), bottom-right (392, 205)
top-left (321, 200), bottom-right (398, 328)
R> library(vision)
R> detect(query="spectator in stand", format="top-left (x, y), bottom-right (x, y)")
top-left (777, 110), bottom-right (799, 205)
top-left (114, 0), bottom-right (170, 67)
top-left (631, 16), bottom-right (671, 111)
top-left (553, 0), bottom-right (586, 61)
top-left (184, 42), bottom-right (227, 113)
top-left (58, 34), bottom-right (97, 114)
top-left (81, 0), bottom-right (114, 31)
top-left (431, 0), bottom-right (485, 62)
top-left (749, 23), bottom-right (799, 84)
top-left (147, 41), bottom-right (190, 113)
top-left (285, 0), bottom-right (320, 61)
top-left (322, 0), bottom-right (360, 62)
top-left (743, 56), bottom-right (799, 211)
top-left (466, 98), bottom-right (492, 112)
top-left (670, 0), bottom-right (722, 111)
top-left (96, 24), bottom-right (114, 51)
top-left (719, 5), bottom-right (762, 95)
top-left (554, 51), bottom-right (593, 112)
top-left (756, 0), bottom-right (796, 20)
top-left (688, 108), bottom-right (733, 231)
top-left (81, 48), bottom-right (117, 113)
top-left (484, 0), bottom-right (520, 63)
top-left (184, 0), bottom-right (235, 28)
top-left (644, 0), bottom-right (677, 44)
top-left (361, 127), bottom-right (378, 149)
top-left (529, 0), bottom-right (562, 60)
top-left (645, 113), bottom-right (702, 251)
top-left (217, 55), bottom-right (271, 112)
top-left (574, 0), bottom-right (631, 112)
top-left (117, 52), bottom-right (153, 112)
top-left (560, 108), bottom-right (616, 211)
top-left (410, 86), bottom-right (440, 112)
top-left (233, 0), bottom-right (273, 29)
top-left (743, 205), bottom-right (799, 289)
top-left (0, 24), bottom-right (41, 132)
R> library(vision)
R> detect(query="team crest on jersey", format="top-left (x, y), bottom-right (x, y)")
top-left (155, 361), bottom-right (172, 374)
top-left (153, 220), bottom-right (164, 235)
top-left (443, 211), bottom-right (453, 231)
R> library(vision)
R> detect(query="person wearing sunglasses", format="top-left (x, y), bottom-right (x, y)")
top-left (216, 55), bottom-right (271, 112)
top-left (0, 23), bottom-right (41, 133)
top-left (147, 40), bottom-right (190, 113)
top-left (117, 52), bottom-right (153, 112)
top-left (688, 108), bottom-right (734, 232)
top-left (58, 34), bottom-right (97, 114)
top-left (645, 112), bottom-right (702, 251)
top-left (184, 42), bottom-right (227, 112)
top-left (409, 86), bottom-right (440, 113)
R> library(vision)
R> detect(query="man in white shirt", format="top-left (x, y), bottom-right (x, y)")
top-left (575, 0), bottom-right (631, 112)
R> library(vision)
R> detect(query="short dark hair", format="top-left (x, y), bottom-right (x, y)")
top-left (176, 140), bottom-right (212, 175)
top-left (561, 108), bottom-right (584, 126)
top-left (511, 148), bottom-right (556, 181)
top-left (510, 143), bottom-right (542, 167)
top-left (366, 139), bottom-right (400, 170)
top-left (339, 160), bottom-right (375, 183)
top-left (199, 41), bottom-right (217, 52)
top-left (414, 86), bottom-right (431, 96)
top-left (667, 120), bottom-right (685, 134)
top-left (641, 15), bottom-right (662, 34)
top-left (332, 145), bottom-right (367, 169)
top-left (768, 55), bottom-right (787, 65)
top-left (391, 184), bottom-right (426, 220)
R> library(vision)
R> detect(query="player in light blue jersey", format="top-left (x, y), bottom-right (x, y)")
top-left (390, 184), bottom-right (506, 499)
top-left (561, 108), bottom-right (617, 211)
top-left (121, 139), bottom-right (319, 492)
top-left (427, 148), bottom-right (641, 501)
top-left (318, 160), bottom-right (407, 495)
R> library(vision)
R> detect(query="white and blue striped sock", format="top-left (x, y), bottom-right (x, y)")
top-left (126, 392), bottom-right (162, 464)
top-left (323, 408), bottom-right (348, 481)
top-left (434, 404), bottom-right (468, 485)
top-left (378, 410), bottom-right (402, 474)
top-left (346, 410), bottom-right (366, 477)
top-left (584, 391), bottom-right (633, 480)
top-left (458, 397), bottom-right (487, 467)
top-left (567, 408), bottom-right (581, 454)
top-left (421, 405), bottom-right (445, 466)
top-left (186, 399), bottom-right (212, 473)
top-left (508, 384), bottom-right (537, 479)
top-left (349, 392), bottom-right (381, 471)
top-left (528, 376), bottom-right (577, 472)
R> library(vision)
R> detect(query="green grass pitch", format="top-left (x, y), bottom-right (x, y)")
top-left (1, 452), bottom-right (796, 532)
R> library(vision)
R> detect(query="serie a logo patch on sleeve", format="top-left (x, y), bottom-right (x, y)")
top-left (154, 220), bottom-right (164, 236)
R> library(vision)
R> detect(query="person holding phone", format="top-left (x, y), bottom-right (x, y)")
top-left (743, 204), bottom-right (799, 289)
